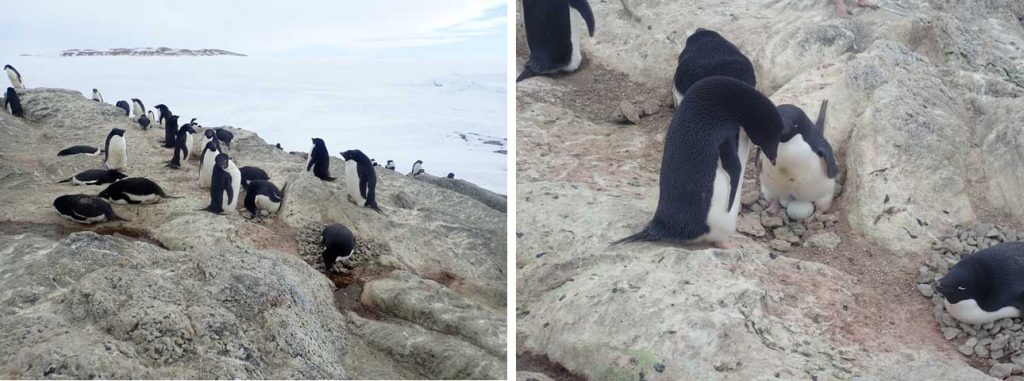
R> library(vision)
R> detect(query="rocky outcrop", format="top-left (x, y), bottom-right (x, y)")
top-left (0, 86), bottom-right (505, 379)
top-left (414, 173), bottom-right (508, 212)
top-left (60, 48), bottom-right (246, 57)
top-left (517, 0), bottom-right (1024, 379)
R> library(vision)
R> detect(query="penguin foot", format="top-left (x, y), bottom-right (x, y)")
top-left (714, 241), bottom-right (737, 250)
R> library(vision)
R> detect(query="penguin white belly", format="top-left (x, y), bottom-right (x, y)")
top-left (133, 104), bottom-right (142, 118)
top-left (6, 69), bottom-right (22, 89)
top-left (564, 9), bottom-right (583, 72)
top-left (72, 177), bottom-right (96, 186)
top-left (117, 192), bottom-right (160, 205)
top-left (700, 132), bottom-right (750, 244)
top-left (199, 152), bottom-right (216, 188)
top-left (672, 86), bottom-right (684, 108)
top-left (759, 135), bottom-right (835, 208)
top-left (223, 161), bottom-right (241, 211)
top-left (345, 161), bottom-right (365, 205)
top-left (255, 194), bottom-right (281, 214)
top-left (196, 136), bottom-right (211, 159)
top-left (61, 212), bottom-right (105, 224)
top-left (106, 136), bottom-right (127, 171)
top-left (184, 133), bottom-right (194, 159)
top-left (305, 145), bottom-right (314, 172)
top-left (944, 298), bottom-right (1020, 325)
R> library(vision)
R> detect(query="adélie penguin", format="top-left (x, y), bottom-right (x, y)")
top-left (518, 0), bottom-right (596, 82)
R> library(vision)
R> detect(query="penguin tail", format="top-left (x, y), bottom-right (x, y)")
top-left (58, 177), bottom-right (72, 183)
top-left (516, 67), bottom-right (538, 82)
top-left (815, 99), bottom-right (829, 132)
top-left (609, 228), bottom-right (655, 246)
top-left (110, 214), bottom-right (130, 222)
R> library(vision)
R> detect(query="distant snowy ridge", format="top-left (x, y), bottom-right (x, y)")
top-left (61, 47), bottom-right (246, 57)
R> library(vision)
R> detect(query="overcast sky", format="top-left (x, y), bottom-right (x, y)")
top-left (0, 0), bottom-right (506, 60)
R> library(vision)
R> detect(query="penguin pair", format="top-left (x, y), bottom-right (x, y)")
top-left (341, 149), bottom-right (381, 213)
top-left (166, 123), bottom-right (197, 169)
top-left (518, 0), bottom-right (596, 82)
top-left (385, 160), bottom-right (396, 171)
top-left (408, 160), bottom-right (424, 176)
top-left (201, 153), bottom-right (241, 214)
top-left (130, 98), bottom-right (145, 120)
top-left (5, 87), bottom-right (23, 117)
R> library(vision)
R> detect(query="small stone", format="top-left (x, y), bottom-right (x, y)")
top-left (975, 223), bottom-right (993, 236)
top-left (816, 213), bottom-right (838, 223)
top-left (987, 228), bottom-right (1001, 238)
top-left (750, 204), bottom-right (764, 213)
top-left (741, 188), bottom-right (760, 207)
top-left (769, 239), bottom-right (791, 252)
top-left (774, 227), bottom-right (800, 244)
top-left (652, 363), bottom-right (665, 373)
top-left (975, 343), bottom-right (989, 358)
top-left (761, 215), bottom-right (784, 228)
top-left (916, 284), bottom-right (934, 298)
top-left (990, 363), bottom-right (1017, 378)
top-left (617, 100), bottom-right (642, 124)
top-left (959, 337), bottom-right (979, 355)
top-left (992, 349), bottom-right (1005, 360)
top-left (967, 237), bottom-right (978, 246)
top-left (640, 100), bottom-right (660, 116)
top-left (993, 334), bottom-right (1009, 351)
top-left (808, 222), bottom-right (824, 231)
top-left (737, 213), bottom-right (766, 237)
top-left (805, 232), bottom-right (841, 250)
top-left (942, 327), bottom-right (961, 340)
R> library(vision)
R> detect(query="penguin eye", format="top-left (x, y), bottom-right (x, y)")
top-left (957, 286), bottom-right (966, 291)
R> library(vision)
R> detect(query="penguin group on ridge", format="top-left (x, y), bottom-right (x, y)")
top-left (518, 0), bottom-right (1024, 328)
top-left (2, 64), bottom-right (396, 273)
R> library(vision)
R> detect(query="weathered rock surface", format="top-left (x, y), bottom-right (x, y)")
top-left (517, 0), bottom-right (1022, 379)
top-left (0, 87), bottom-right (506, 379)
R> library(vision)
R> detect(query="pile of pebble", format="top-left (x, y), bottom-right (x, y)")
top-left (735, 183), bottom-right (842, 252)
top-left (918, 223), bottom-right (1024, 379)
top-left (297, 222), bottom-right (393, 273)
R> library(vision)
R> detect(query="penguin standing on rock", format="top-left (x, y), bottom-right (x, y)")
top-left (162, 115), bottom-right (179, 148)
top-left (306, 138), bottom-right (335, 181)
top-left (5, 87), bottom-right (23, 117)
top-left (341, 149), bottom-right (382, 212)
top-left (408, 160), bottom-right (424, 176)
top-left (154, 104), bottom-right (172, 129)
top-left (385, 160), bottom-right (396, 170)
top-left (166, 123), bottom-right (197, 169)
top-left (92, 89), bottom-right (104, 103)
top-left (672, 28), bottom-right (755, 107)
top-left (758, 100), bottom-right (838, 220)
top-left (137, 114), bottom-right (151, 130)
top-left (215, 128), bottom-right (233, 151)
top-left (4, 65), bottom-right (23, 89)
top-left (611, 76), bottom-right (784, 249)
top-left (199, 140), bottom-right (222, 188)
top-left (115, 100), bottom-right (130, 116)
top-left (517, 0), bottom-right (596, 82)
top-left (103, 128), bottom-right (128, 171)
top-left (131, 98), bottom-right (145, 120)
top-left (322, 223), bottom-right (356, 272)
top-left (202, 153), bottom-right (234, 214)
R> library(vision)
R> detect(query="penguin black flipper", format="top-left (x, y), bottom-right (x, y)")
top-left (568, 0), bottom-right (596, 36)
top-left (813, 100), bottom-right (839, 179)
top-left (243, 188), bottom-right (258, 216)
top-left (719, 135), bottom-right (742, 213)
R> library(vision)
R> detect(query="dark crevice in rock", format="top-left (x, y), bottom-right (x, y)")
top-left (517, 351), bottom-right (587, 381)
top-left (0, 221), bottom-right (167, 249)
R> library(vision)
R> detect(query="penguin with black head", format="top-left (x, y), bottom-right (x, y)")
top-left (58, 145), bottom-right (102, 156)
top-left (4, 87), bottom-right (23, 117)
top-left (202, 154), bottom-right (234, 214)
top-left (104, 128), bottom-right (128, 171)
top-left (115, 100), bottom-right (130, 116)
top-left (385, 160), bottom-right (396, 171)
top-left (239, 166), bottom-right (270, 188)
top-left (243, 180), bottom-right (286, 217)
top-left (92, 89), bottom-right (104, 103)
top-left (758, 100), bottom-right (838, 220)
top-left (322, 223), bottom-right (356, 272)
top-left (612, 76), bottom-right (784, 249)
top-left (198, 139), bottom-right (222, 188)
top-left (154, 104), bottom-right (172, 129)
top-left (306, 138), bottom-right (335, 181)
top-left (131, 98), bottom-right (145, 120)
top-left (4, 65), bottom-right (23, 89)
top-left (341, 149), bottom-right (382, 212)
top-left (162, 115), bottom-right (180, 148)
top-left (166, 123), bottom-right (197, 169)
top-left (408, 160), bottom-right (424, 176)
top-left (518, 0), bottom-right (596, 82)
top-left (58, 169), bottom-right (126, 186)
top-left (53, 194), bottom-right (127, 224)
top-left (672, 28), bottom-right (756, 107)
top-left (98, 177), bottom-right (180, 205)
top-left (938, 242), bottom-right (1024, 325)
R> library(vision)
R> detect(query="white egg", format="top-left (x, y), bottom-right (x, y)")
top-left (786, 201), bottom-right (816, 221)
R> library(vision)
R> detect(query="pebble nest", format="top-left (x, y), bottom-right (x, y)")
top-left (735, 187), bottom-right (843, 252)
top-left (296, 222), bottom-right (394, 273)
top-left (918, 223), bottom-right (1024, 379)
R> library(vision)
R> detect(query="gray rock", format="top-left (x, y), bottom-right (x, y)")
top-left (916, 284), bottom-right (934, 298)
top-left (737, 213), bottom-right (766, 237)
top-left (773, 227), bottom-right (801, 244)
top-left (942, 327), bottom-right (962, 341)
top-left (617, 100), bottom-right (642, 124)
top-left (761, 215), bottom-right (785, 228)
top-left (769, 239), bottom-right (791, 252)
top-left (990, 363), bottom-right (1017, 378)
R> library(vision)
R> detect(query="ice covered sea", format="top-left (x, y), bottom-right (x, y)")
top-left (2, 55), bottom-right (507, 193)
